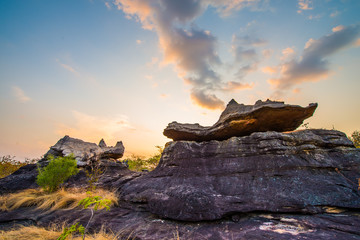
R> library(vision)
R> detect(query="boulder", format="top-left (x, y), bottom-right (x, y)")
top-left (121, 129), bottom-right (360, 221)
top-left (44, 136), bottom-right (124, 166)
top-left (163, 99), bottom-right (318, 141)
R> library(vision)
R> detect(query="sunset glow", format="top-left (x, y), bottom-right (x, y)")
top-left (1, 0), bottom-right (360, 160)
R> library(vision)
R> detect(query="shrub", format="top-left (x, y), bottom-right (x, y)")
top-left (36, 155), bottom-right (79, 193)
top-left (123, 146), bottom-right (163, 172)
top-left (350, 130), bottom-right (360, 148)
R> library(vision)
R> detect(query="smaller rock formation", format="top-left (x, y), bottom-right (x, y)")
top-left (98, 138), bottom-right (107, 148)
top-left (44, 136), bottom-right (124, 166)
top-left (164, 99), bottom-right (318, 141)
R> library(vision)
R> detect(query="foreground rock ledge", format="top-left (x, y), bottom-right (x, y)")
top-left (163, 99), bottom-right (318, 141)
top-left (121, 129), bottom-right (360, 221)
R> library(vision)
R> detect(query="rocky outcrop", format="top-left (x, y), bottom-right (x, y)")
top-left (44, 136), bottom-right (125, 166)
top-left (121, 129), bottom-right (360, 221)
top-left (1, 99), bottom-right (360, 239)
top-left (1, 206), bottom-right (359, 240)
top-left (164, 99), bottom-right (318, 141)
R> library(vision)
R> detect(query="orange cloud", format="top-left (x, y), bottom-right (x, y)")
top-left (190, 90), bottom-right (224, 110)
top-left (56, 110), bottom-right (135, 144)
top-left (262, 66), bottom-right (277, 74)
top-left (268, 24), bottom-right (360, 94)
top-left (332, 25), bottom-right (344, 32)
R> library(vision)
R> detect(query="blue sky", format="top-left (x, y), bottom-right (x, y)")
top-left (1, 0), bottom-right (360, 159)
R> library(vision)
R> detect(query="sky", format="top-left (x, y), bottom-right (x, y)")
top-left (1, 0), bottom-right (360, 160)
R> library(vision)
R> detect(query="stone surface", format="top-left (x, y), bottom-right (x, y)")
top-left (0, 164), bottom-right (38, 194)
top-left (163, 99), bottom-right (318, 141)
top-left (1, 206), bottom-right (359, 240)
top-left (44, 135), bottom-right (125, 166)
top-left (121, 129), bottom-right (360, 221)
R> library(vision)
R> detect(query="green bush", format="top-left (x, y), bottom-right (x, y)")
top-left (36, 155), bottom-right (79, 193)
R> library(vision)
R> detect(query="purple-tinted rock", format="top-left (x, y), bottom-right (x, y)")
top-left (164, 99), bottom-right (318, 141)
top-left (121, 129), bottom-right (360, 221)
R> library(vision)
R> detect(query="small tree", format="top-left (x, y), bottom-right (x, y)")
top-left (350, 130), bottom-right (360, 148)
top-left (36, 155), bottom-right (79, 193)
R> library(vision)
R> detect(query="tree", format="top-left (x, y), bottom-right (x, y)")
top-left (350, 130), bottom-right (360, 148)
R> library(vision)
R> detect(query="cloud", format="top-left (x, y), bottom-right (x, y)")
top-left (297, 0), bottom-right (313, 13)
top-left (355, 38), bottom-right (360, 47)
top-left (12, 86), bottom-right (31, 103)
top-left (105, 2), bottom-right (111, 10)
top-left (330, 10), bottom-right (340, 18)
top-left (231, 34), bottom-right (266, 79)
top-left (262, 49), bottom-right (273, 58)
top-left (190, 89), bottom-right (224, 110)
top-left (262, 66), bottom-right (277, 74)
top-left (57, 59), bottom-right (79, 76)
top-left (280, 47), bottom-right (296, 61)
top-left (56, 110), bottom-right (135, 142)
top-left (222, 81), bottom-right (253, 92)
top-left (113, 0), bottom-right (266, 110)
top-left (268, 25), bottom-right (360, 94)
top-left (332, 25), bottom-right (344, 32)
top-left (136, 39), bottom-right (143, 44)
top-left (209, 0), bottom-right (270, 17)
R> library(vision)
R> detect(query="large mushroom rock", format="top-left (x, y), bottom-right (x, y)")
top-left (163, 99), bottom-right (318, 141)
top-left (120, 129), bottom-right (360, 221)
top-left (44, 135), bottom-right (125, 166)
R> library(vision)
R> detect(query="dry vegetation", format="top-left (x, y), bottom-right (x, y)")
top-left (0, 188), bottom-right (118, 212)
top-left (0, 155), bottom-right (37, 178)
top-left (0, 225), bottom-right (119, 240)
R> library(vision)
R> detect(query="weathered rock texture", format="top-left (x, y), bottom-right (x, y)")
top-left (121, 129), bottom-right (360, 221)
top-left (1, 206), bottom-right (360, 240)
top-left (44, 135), bottom-right (125, 166)
top-left (164, 99), bottom-right (318, 141)
top-left (1, 129), bottom-right (360, 239)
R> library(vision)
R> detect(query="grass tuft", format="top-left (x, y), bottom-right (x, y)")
top-left (0, 188), bottom-right (118, 212)
top-left (0, 225), bottom-right (118, 240)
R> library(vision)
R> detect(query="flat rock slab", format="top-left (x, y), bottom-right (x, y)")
top-left (121, 129), bottom-right (360, 221)
top-left (1, 207), bottom-right (359, 240)
top-left (164, 99), bottom-right (318, 141)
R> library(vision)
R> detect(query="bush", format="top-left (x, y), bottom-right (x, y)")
top-left (350, 130), bottom-right (360, 148)
top-left (123, 146), bottom-right (163, 172)
top-left (36, 155), bottom-right (79, 193)
top-left (0, 156), bottom-right (37, 178)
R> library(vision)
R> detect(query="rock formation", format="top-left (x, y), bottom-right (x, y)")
top-left (164, 99), bottom-right (318, 141)
top-left (121, 129), bottom-right (360, 221)
top-left (1, 99), bottom-right (360, 239)
top-left (44, 135), bottom-right (125, 166)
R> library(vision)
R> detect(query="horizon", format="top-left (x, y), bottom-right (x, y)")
top-left (1, 0), bottom-right (360, 160)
